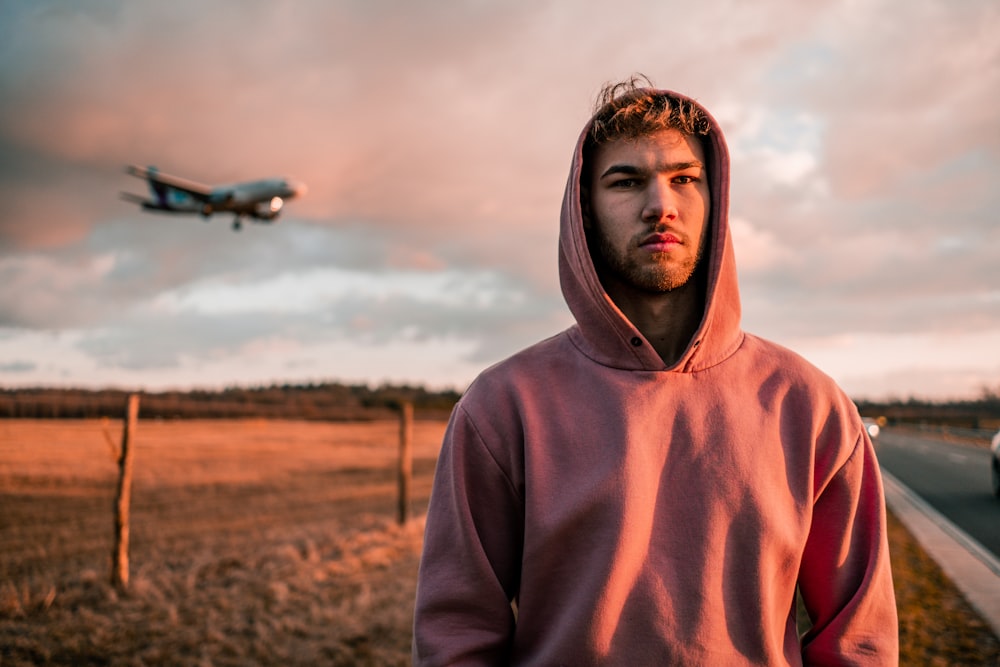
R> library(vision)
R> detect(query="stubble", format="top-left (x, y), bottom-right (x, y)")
top-left (592, 229), bottom-right (704, 293)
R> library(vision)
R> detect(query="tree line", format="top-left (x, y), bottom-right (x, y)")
top-left (0, 382), bottom-right (462, 421)
top-left (3, 383), bottom-right (999, 429)
top-left (856, 387), bottom-right (1000, 431)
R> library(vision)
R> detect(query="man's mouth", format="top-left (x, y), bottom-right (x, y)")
top-left (639, 232), bottom-right (681, 251)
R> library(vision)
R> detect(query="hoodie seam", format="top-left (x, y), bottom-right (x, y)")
top-left (688, 330), bottom-right (747, 372)
top-left (456, 402), bottom-right (521, 501)
top-left (813, 431), bottom-right (865, 504)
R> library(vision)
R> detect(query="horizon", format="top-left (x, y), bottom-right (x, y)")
top-left (2, 379), bottom-right (997, 407)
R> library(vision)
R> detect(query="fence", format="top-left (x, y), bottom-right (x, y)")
top-left (124, 396), bottom-right (413, 591)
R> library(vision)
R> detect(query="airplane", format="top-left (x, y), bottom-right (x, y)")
top-left (121, 165), bottom-right (307, 230)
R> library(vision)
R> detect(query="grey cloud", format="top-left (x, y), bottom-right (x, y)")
top-left (0, 360), bottom-right (36, 373)
top-left (77, 311), bottom-right (284, 370)
top-left (743, 281), bottom-right (1000, 341)
top-left (0, 141), bottom-right (118, 250)
top-left (0, 218), bottom-right (448, 328)
top-left (793, 2), bottom-right (999, 200)
top-left (73, 270), bottom-right (569, 371)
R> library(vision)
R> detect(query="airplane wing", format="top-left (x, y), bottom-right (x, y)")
top-left (119, 191), bottom-right (152, 206)
top-left (125, 165), bottom-right (216, 201)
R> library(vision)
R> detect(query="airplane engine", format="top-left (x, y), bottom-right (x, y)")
top-left (254, 196), bottom-right (283, 220)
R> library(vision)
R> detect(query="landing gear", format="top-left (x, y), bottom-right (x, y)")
top-left (232, 217), bottom-right (243, 231)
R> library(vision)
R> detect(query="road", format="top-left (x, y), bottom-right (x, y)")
top-left (876, 428), bottom-right (999, 558)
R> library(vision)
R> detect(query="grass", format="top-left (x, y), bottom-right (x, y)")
top-left (888, 510), bottom-right (1000, 664)
top-left (1, 418), bottom-right (441, 666)
top-left (1, 419), bottom-right (998, 665)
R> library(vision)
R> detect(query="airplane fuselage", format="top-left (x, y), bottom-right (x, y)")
top-left (122, 165), bottom-right (307, 229)
top-left (200, 179), bottom-right (303, 218)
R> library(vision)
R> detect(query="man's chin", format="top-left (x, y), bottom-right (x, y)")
top-left (635, 263), bottom-right (697, 292)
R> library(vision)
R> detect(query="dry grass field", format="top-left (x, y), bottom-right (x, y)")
top-left (1, 418), bottom-right (998, 665)
top-left (1, 418), bottom-right (443, 666)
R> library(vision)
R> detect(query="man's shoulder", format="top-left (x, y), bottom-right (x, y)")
top-left (472, 330), bottom-right (572, 382)
top-left (458, 330), bottom-right (576, 406)
top-left (737, 334), bottom-right (865, 448)
top-left (742, 331), bottom-right (820, 368)
top-left (740, 332), bottom-right (845, 394)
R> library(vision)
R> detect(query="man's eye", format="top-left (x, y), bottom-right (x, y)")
top-left (674, 175), bottom-right (696, 184)
top-left (610, 178), bottom-right (639, 188)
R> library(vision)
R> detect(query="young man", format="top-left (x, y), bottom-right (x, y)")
top-left (413, 79), bottom-right (898, 665)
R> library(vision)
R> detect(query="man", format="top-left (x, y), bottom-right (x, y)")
top-left (413, 78), bottom-right (898, 665)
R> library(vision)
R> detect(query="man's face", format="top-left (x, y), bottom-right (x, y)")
top-left (586, 128), bottom-right (711, 294)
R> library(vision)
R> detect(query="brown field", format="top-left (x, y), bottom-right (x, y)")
top-left (1, 418), bottom-right (444, 666)
top-left (2, 419), bottom-right (998, 665)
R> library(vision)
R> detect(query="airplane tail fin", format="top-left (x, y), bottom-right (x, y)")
top-left (145, 166), bottom-right (171, 207)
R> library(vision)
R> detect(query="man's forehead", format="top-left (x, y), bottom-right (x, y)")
top-left (592, 129), bottom-right (706, 171)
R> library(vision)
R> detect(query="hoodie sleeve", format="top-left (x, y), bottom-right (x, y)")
top-left (413, 403), bottom-right (524, 666)
top-left (798, 431), bottom-right (899, 665)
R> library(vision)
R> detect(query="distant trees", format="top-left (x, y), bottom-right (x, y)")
top-left (856, 385), bottom-right (1000, 431)
top-left (5, 382), bottom-right (999, 429)
top-left (0, 383), bottom-right (462, 421)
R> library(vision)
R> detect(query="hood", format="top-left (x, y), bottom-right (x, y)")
top-left (558, 89), bottom-right (743, 373)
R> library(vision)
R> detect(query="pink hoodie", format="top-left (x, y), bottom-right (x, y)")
top-left (414, 90), bottom-right (898, 665)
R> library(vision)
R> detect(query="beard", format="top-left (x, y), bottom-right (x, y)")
top-left (591, 229), bottom-right (704, 293)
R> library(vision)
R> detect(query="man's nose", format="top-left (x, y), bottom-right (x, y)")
top-left (641, 178), bottom-right (678, 223)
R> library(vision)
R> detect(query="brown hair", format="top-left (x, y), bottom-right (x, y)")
top-left (580, 76), bottom-right (714, 236)
top-left (586, 74), bottom-right (711, 148)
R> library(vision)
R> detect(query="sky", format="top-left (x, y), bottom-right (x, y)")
top-left (0, 0), bottom-right (997, 401)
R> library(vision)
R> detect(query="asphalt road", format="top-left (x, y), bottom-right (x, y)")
top-left (875, 428), bottom-right (999, 558)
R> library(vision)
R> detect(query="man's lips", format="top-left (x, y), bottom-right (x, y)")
top-left (639, 232), bottom-right (681, 251)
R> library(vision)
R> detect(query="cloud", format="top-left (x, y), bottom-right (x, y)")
top-left (799, 1), bottom-right (1000, 200)
top-left (729, 216), bottom-right (798, 274)
top-left (0, 360), bottom-right (35, 373)
top-left (0, 0), bottom-right (997, 399)
top-left (69, 274), bottom-right (567, 373)
top-left (0, 214), bottom-right (569, 373)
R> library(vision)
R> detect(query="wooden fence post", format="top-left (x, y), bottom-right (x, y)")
top-left (111, 393), bottom-right (139, 591)
top-left (397, 401), bottom-right (413, 525)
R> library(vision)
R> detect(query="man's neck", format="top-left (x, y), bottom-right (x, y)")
top-left (604, 279), bottom-right (705, 367)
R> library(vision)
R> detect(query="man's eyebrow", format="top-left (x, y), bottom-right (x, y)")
top-left (599, 164), bottom-right (642, 179)
top-left (599, 161), bottom-right (704, 180)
